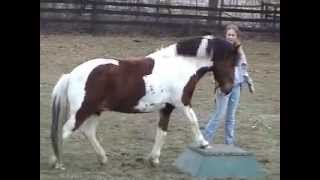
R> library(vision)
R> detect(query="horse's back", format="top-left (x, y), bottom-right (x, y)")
top-left (66, 58), bottom-right (119, 111)
top-left (66, 57), bottom-right (159, 113)
top-left (70, 58), bottom-right (119, 76)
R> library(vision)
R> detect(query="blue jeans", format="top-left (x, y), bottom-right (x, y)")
top-left (203, 84), bottom-right (241, 145)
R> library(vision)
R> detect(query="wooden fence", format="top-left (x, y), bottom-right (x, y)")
top-left (40, 0), bottom-right (280, 33)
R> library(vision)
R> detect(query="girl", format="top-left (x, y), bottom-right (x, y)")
top-left (202, 24), bottom-right (255, 145)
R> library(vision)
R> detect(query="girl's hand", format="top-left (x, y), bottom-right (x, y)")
top-left (248, 83), bottom-right (255, 94)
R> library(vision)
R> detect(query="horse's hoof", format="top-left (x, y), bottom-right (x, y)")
top-left (199, 144), bottom-right (210, 149)
top-left (49, 156), bottom-right (57, 166)
top-left (198, 139), bottom-right (209, 149)
top-left (148, 158), bottom-right (159, 167)
top-left (99, 156), bottom-right (108, 166)
top-left (49, 156), bottom-right (66, 170)
top-left (144, 155), bottom-right (159, 167)
top-left (53, 163), bottom-right (66, 170)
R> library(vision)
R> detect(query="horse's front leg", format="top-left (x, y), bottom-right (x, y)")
top-left (182, 106), bottom-right (209, 148)
top-left (147, 104), bottom-right (174, 167)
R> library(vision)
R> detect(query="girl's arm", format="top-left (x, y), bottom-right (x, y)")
top-left (239, 46), bottom-right (255, 93)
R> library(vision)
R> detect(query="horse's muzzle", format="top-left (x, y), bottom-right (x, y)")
top-left (220, 84), bottom-right (233, 95)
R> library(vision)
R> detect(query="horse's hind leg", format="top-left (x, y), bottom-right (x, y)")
top-left (147, 104), bottom-right (174, 167)
top-left (80, 117), bottom-right (107, 165)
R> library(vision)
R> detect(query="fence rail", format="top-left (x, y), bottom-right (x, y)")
top-left (40, 0), bottom-right (280, 33)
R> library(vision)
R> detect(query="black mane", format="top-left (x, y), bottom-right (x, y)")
top-left (175, 36), bottom-right (238, 67)
top-left (176, 37), bottom-right (203, 56)
top-left (207, 38), bottom-right (239, 66)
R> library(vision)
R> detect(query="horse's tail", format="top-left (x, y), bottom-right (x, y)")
top-left (50, 73), bottom-right (70, 165)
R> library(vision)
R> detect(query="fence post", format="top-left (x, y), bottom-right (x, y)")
top-left (135, 0), bottom-right (140, 20)
top-left (155, 0), bottom-right (160, 22)
top-left (90, 0), bottom-right (98, 34)
top-left (218, 0), bottom-right (224, 28)
top-left (260, 1), bottom-right (263, 28)
top-left (207, 0), bottom-right (219, 27)
top-left (272, 4), bottom-right (277, 30)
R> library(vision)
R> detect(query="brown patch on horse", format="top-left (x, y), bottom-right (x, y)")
top-left (181, 67), bottom-right (212, 106)
top-left (73, 57), bottom-right (155, 131)
top-left (158, 103), bottom-right (175, 131)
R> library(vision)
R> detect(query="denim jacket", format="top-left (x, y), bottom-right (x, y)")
top-left (234, 46), bottom-right (254, 87)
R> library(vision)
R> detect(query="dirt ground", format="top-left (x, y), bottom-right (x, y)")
top-left (40, 32), bottom-right (280, 180)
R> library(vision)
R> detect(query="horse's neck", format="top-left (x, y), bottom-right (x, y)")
top-left (148, 43), bottom-right (212, 66)
top-left (146, 45), bottom-right (212, 78)
top-left (146, 43), bottom-right (213, 84)
top-left (146, 44), bottom-right (177, 59)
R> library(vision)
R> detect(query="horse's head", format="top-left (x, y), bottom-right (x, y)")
top-left (208, 38), bottom-right (241, 95)
top-left (174, 35), bottom-right (240, 94)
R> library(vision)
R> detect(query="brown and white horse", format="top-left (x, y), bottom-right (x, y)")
top-left (50, 35), bottom-right (240, 170)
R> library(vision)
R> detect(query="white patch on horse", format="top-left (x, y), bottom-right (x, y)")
top-left (147, 44), bottom-right (177, 59)
top-left (133, 73), bottom-right (168, 112)
top-left (203, 35), bottom-right (214, 39)
top-left (196, 38), bottom-right (209, 58)
top-left (63, 114), bottom-right (76, 139)
top-left (183, 106), bottom-right (208, 147)
top-left (134, 43), bottom-right (214, 112)
top-left (148, 127), bottom-right (167, 164)
top-left (80, 117), bottom-right (107, 165)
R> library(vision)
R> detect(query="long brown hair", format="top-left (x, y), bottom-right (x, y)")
top-left (224, 24), bottom-right (241, 40)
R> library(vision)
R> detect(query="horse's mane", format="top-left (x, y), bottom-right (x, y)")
top-left (147, 35), bottom-right (239, 68)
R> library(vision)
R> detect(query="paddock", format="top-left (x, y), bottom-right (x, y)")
top-left (40, 32), bottom-right (279, 180)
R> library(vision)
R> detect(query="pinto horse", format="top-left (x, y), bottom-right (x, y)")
top-left (50, 35), bottom-right (240, 170)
